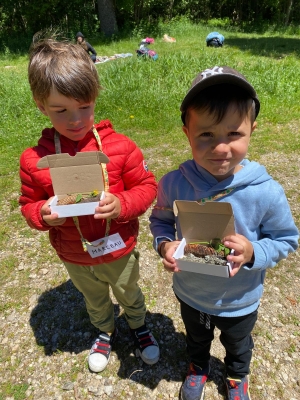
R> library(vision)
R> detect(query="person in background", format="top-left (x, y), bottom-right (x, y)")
top-left (76, 31), bottom-right (97, 63)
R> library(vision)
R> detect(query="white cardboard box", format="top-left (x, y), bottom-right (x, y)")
top-left (173, 200), bottom-right (235, 278)
top-left (37, 151), bottom-right (109, 217)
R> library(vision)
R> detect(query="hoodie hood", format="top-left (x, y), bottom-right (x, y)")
top-left (179, 158), bottom-right (272, 199)
top-left (76, 32), bottom-right (84, 39)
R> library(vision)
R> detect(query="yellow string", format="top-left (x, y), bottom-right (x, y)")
top-left (54, 128), bottom-right (111, 252)
top-left (92, 126), bottom-right (111, 237)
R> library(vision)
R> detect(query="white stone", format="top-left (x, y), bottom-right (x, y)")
top-left (104, 386), bottom-right (113, 396)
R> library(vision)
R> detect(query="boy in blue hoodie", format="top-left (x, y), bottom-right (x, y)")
top-left (149, 66), bottom-right (299, 400)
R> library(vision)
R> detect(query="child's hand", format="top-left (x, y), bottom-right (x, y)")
top-left (160, 240), bottom-right (181, 273)
top-left (222, 234), bottom-right (254, 277)
top-left (94, 192), bottom-right (121, 220)
top-left (41, 197), bottom-right (66, 226)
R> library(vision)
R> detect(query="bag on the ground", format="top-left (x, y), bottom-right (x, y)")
top-left (206, 32), bottom-right (224, 47)
top-left (136, 38), bottom-right (158, 60)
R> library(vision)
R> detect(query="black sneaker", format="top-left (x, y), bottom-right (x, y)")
top-left (88, 329), bottom-right (117, 372)
top-left (181, 362), bottom-right (210, 400)
top-left (131, 324), bottom-right (160, 365)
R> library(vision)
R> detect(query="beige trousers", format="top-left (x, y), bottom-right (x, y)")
top-left (64, 249), bottom-right (146, 333)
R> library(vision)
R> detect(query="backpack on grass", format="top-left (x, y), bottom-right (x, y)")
top-left (206, 32), bottom-right (224, 47)
top-left (136, 38), bottom-right (158, 60)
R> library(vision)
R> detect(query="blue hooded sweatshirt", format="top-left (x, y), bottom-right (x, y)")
top-left (150, 159), bottom-right (299, 317)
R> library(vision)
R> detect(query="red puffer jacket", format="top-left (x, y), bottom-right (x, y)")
top-left (19, 120), bottom-right (157, 265)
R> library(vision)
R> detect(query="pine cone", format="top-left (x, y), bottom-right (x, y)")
top-left (184, 243), bottom-right (217, 257)
top-left (57, 195), bottom-right (77, 205)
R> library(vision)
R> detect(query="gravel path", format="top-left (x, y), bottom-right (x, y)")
top-left (0, 153), bottom-right (299, 400)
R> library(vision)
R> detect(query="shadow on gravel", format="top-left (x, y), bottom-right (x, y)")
top-left (114, 310), bottom-right (188, 388)
top-left (114, 311), bottom-right (227, 397)
top-left (30, 279), bottom-right (100, 355)
top-left (29, 279), bottom-right (227, 395)
top-left (114, 311), bottom-right (227, 396)
top-left (208, 356), bottom-right (228, 398)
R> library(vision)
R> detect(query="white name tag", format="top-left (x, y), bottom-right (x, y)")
top-left (86, 233), bottom-right (126, 258)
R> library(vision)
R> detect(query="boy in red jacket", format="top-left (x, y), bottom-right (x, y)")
top-left (19, 38), bottom-right (159, 372)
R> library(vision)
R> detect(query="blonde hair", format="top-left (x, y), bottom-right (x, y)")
top-left (28, 39), bottom-right (101, 103)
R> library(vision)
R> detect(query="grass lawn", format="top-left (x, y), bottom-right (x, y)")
top-left (1, 21), bottom-right (300, 184)
top-left (0, 19), bottom-right (299, 400)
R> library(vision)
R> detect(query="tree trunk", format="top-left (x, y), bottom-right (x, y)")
top-left (169, 0), bottom-right (174, 19)
top-left (97, 0), bottom-right (118, 37)
top-left (285, 0), bottom-right (294, 25)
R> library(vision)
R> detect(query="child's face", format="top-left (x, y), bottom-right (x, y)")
top-left (35, 88), bottom-right (95, 141)
top-left (183, 104), bottom-right (257, 182)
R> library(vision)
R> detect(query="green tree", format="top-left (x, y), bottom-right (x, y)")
top-left (1, 0), bottom-right (299, 42)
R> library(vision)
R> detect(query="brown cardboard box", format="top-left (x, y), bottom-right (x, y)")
top-left (173, 200), bottom-right (235, 278)
top-left (37, 151), bottom-right (109, 217)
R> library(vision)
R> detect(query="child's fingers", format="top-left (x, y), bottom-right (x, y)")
top-left (95, 194), bottom-right (121, 219)
top-left (224, 235), bottom-right (254, 265)
top-left (162, 259), bottom-right (180, 273)
top-left (43, 213), bottom-right (66, 226)
top-left (41, 197), bottom-right (56, 216)
top-left (94, 204), bottom-right (120, 219)
top-left (229, 263), bottom-right (242, 277)
top-left (227, 252), bottom-right (244, 264)
top-left (222, 236), bottom-right (246, 254)
top-left (223, 235), bottom-right (243, 248)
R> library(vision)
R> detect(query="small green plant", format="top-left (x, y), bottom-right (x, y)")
top-left (0, 383), bottom-right (29, 400)
top-left (266, 331), bottom-right (273, 341)
top-left (0, 255), bottom-right (19, 282)
top-left (75, 193), bottom-right (83, 203)
top-left (75, 190), bottom-right (100, 203)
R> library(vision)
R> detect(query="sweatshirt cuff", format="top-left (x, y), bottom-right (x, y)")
top-left (251, 242), bottom-right (267, 269)
top-left (155, 236), bottom-right (174, 253)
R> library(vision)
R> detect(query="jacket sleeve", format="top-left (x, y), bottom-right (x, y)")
top-left (149, 175), bottom-right (177, 252)
top-left (113, 139), bottom-right (157, 222)
top-left (19, 151), bottom-right (51, 231)
top-left (86, 42), bottom-right (97, 56)
top-left (249, 184), bottom-right (299, 270)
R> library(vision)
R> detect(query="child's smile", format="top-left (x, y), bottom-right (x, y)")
top-left (183, 105), bottom-right (256, 181)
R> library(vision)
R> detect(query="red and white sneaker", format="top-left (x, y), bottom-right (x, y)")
top-left (88, 329), bottom-right (117, 372)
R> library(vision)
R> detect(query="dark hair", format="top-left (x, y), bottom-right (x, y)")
top-left (28, 39), bottom-right (101, 103)
top-left (184, 84), bottom-right (256, 127)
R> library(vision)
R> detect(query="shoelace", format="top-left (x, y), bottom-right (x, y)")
top-left (91, 333), bottom-right (111, 356)
top-left (93, 341), bottom-right (110, 355)
top-left (136, 329), bottom-right (155, 349)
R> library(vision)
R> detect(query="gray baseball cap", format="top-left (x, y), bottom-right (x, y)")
top-left (180, 66), bottom-right (260, 124)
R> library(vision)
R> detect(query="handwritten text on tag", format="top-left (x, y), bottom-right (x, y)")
top-left (86, 233), bottom-right (126, 258)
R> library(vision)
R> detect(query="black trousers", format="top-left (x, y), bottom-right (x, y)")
top-left (177, 296), bottom-right (258, 378)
